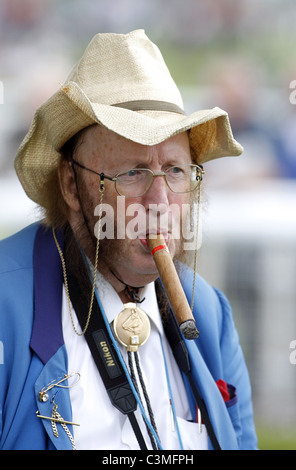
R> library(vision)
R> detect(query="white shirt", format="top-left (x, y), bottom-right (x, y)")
top-left (62, 272), bottom-right (208, 450)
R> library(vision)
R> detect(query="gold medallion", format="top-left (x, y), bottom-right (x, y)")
top-left (113, 302), bottom-right (151, 352)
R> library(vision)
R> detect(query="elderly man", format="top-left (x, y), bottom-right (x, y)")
top-left (0, 30), bottom-right (257, 450)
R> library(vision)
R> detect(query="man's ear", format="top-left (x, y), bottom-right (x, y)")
top-left (58, 160), bottom-right (81, 213)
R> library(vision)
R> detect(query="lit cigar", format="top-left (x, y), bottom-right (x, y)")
top-left (147, 234), bottom-right (199, 340)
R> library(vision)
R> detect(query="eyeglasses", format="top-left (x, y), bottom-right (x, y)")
top-left (71, 157), bottom-right (204, 198)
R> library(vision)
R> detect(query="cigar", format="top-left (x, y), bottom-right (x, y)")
top-left (147, 234), bottom-right (199, 340)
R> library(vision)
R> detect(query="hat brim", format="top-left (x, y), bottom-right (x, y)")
top-left (15, 81), bottom-right (243, 206)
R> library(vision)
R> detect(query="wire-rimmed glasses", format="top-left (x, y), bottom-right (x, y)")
top-left (71, 158), bottom-right (204, 197)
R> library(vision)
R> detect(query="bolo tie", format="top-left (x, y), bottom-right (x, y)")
top-left (111, 271), bottom-right (161, 449)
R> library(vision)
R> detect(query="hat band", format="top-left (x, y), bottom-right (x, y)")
top-left (113, 100), bottom-right (186, 115)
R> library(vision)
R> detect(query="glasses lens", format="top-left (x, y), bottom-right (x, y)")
top-left (116, 169), bottom-right (152, 197)
top-left (165, 165), bottom-right (200, 193)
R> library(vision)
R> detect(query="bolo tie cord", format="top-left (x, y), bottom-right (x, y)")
top-left (110, 270), bottom-right (146, 304)
top-left (111, 269), bottom-right (159, 448)
top-left (127, 350), bottom-right (160, 450)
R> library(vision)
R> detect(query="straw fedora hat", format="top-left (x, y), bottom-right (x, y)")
top-left (15, 29), bottom-right (242, 206)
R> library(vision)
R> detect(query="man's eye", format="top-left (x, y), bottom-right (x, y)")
top-left (126, 170), bottom-right (139, 177)
top-left (172, 167), bottom-right (183, 173)
top-left (167, 166), bottom-right (185, 176)
top-left (118, 169), bottom-right (144, 183)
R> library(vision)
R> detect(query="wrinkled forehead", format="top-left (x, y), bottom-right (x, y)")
top-left (73, 125), bottom-right (191, 173)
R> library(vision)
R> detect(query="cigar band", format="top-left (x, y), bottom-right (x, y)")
top-left (151, 244), bottom-right (168, 256)
top-left (113, 303), bottom-right (151, 352)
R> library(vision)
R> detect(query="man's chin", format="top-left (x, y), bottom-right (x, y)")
top-left (133, 253), bottom-right (160, 278)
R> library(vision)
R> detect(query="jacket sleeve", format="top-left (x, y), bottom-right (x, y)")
top-left (214, 287), bottom-right (258, 450)
top-left (0, 224), bottom-right (37, 448)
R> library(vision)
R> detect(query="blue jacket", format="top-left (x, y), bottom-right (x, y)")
top-left (0, 223), bottom-right (257, 450)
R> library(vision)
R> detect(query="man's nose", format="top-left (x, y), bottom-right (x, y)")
top-left (142, 174), bottom-right (170, 209)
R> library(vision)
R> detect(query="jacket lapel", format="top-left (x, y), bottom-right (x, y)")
top-left (34, 347), bottom-right (75, 450)
top-left (31, 225), bottom-right (75, 450)
top-left (30, 225), bottom-right (64, 364)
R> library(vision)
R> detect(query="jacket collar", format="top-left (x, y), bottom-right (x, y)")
top-left (30, 224), bottom-right (64, 364)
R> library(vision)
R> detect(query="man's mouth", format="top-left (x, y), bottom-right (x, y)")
top-left (139, 232), bottom-right (170, 252)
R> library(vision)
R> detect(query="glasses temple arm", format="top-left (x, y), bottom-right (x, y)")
top-left (70, 157), bottom-right (114, 183)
